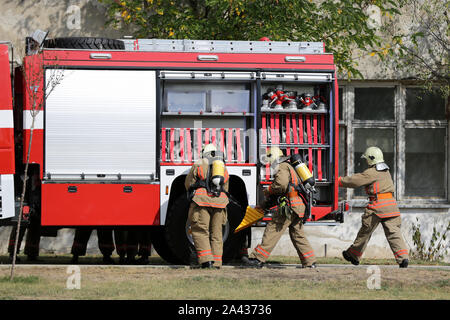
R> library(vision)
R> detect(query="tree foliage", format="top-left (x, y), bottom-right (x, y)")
top-left (383, 0), bottom-right (449, 99)
top-left (98, 0), bottom-right (403, 79)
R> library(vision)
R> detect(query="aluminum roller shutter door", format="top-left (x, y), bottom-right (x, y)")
top-left (45, 69), bottom-right (157, 179)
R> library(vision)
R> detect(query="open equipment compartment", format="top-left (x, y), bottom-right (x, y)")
top-left (160, 70), bottom-right (257, 165)
top-left (259, 71), bottom-right (335, 207)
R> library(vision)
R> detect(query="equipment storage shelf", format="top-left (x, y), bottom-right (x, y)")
top-left (259, 76), bottom-right (334, 206)
top-left (161, 112), bottom-right (254, 117)
top-left (261, 109), bottom-right (327, 114)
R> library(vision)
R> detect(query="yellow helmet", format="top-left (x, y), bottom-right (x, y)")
top-left (266, 146), bottom-right (284, 164)
top-left (361, 146), bottom-right (384, 166)
top-left (202, 143), bottom-right (217, 158)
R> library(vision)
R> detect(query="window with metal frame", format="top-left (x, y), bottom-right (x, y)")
top-left (339, 83), bottom-right (448, 206)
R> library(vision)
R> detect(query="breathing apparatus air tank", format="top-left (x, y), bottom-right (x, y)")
top-left (290, 154), bottom-right (315, 190)
top-left (210, 159), bottom-right (226, 196)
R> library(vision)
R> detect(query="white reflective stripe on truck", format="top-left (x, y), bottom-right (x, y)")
top-left (0, 174), bottom-right (15, 219)
top-left (0, 110), bottom-right (13, 128)
top-left (23, 110), bottom-right (44, 129)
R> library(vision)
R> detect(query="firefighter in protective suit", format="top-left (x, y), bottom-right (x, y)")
top-left (185, 144), bottom-right (229, 269)
top-left (339, 146), bottom-right (409, 268)
top-left (242, 147), bottom-right (317, 268)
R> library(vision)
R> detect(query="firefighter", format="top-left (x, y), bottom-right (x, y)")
top-left (339, 146), bottom-right (409, 268)
top-left (114, 227), bottom-right (151, 264)
top-left (113, 228), bottom-right (137, 264)
top-left (7, 220), bottom-right (41, 263)
top-left (242, 147), bottom-right (317, 268)
top-left (135, 227), bottom-right (152, 264)
top-left (185, 143), bottom-right (229, 269)
top-left (70, 227), bottom-right (116, 264)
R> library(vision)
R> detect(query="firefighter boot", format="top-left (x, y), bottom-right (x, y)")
top-left (71, 254), bottom-right (79, 264)
top-left (126, 256), bottom-right (137, 265)
top-left (201, 261), bottom-right (214, 269)
top-left (241, 256), bottom-right (264, 268)
top-left (399, 259), bottom-right (409, 268)
top-left (298, 262), bottom-right (317, 269)
top-left (137, 255), bottom-right (150, 265)
top-left (342, 250), bottom-right (359, 266)
top-left (9, 254), bottom-right (20, 263)
top-left (201, 261), bottom-right (213, 269)
top-left (102, 255), bottom-right (115, 265)
top-left (27, 254), bottom-right (38, 262)
top-left (189, 249), bottom-right (200, 269)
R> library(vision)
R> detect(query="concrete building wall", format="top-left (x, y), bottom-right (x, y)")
top-left (1, 209), bottom-right (448, 262)
top-left (0, 0), bottom-right (448, 262)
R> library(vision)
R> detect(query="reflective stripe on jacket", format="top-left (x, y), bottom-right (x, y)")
top-left (184, 158), bottom-right (229, 209)
top-left (338, 167), bottom-right (400, 218)
top-left (266, 162), bottom-right (305, 218)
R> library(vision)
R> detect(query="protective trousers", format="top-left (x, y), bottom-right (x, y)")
top-left (71, 227), bottom-right (115, 257)
top-left (249, 213), bottom-right (316, 267)
top-left (8, 213), bottom-right (41, 258)
top-left (114, 228), bottom-right (138, 260)
top-left (115, 227), bottom-right (152, 260)
top-left (345, 211), bottom-right (409, 264)
top-left (188, 203), bottom-right (227, 267)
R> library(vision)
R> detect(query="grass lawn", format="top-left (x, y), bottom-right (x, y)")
top-left (0, 255), bottom-right (448, 300)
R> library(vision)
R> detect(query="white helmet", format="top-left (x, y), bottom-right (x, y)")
top-left (266, 146), bottom-right (285, 165)
top-left (361, 146), bottom-right (384, 166)
top-left (202, 144), bottom-right (217, 158)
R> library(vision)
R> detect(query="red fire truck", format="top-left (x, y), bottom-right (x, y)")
top-left (0, 36), bottom-right (348, 264)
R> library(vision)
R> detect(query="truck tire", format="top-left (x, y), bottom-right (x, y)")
top-left (149, 226), bottom-right (184, 265)
top-left (164, 194), bottom-right (247, 265)
top-left (43, 37), bottom-right (125, 50)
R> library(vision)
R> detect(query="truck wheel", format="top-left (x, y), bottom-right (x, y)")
top-left (164, 194), bottom-right (247, 265)
top-left (43, 37), bottom-right (125, 50)
top-left (149, 226), bottom-right (184, 264)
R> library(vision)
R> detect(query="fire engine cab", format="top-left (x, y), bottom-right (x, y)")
top-left (0, 36), bottom-right (348, 264)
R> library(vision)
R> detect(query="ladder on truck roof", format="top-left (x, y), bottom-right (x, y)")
top-left (121, 38), bottom-right (325, 54)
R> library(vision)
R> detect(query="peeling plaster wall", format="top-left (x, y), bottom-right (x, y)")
top-left (254, 209), bottom-right (450, 263)
top-left (0, 0), bottom-right (128, 63)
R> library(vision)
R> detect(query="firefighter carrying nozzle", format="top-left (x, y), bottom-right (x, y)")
top-left (240, 147), bottom-right (317, 268)
top-left (261, 152), bottom-right (317, 224)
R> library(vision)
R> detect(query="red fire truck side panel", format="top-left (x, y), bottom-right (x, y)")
top-left (0, 128), bottom-right (14, 174)
top-left (22, 55), bottom-right (45, 177)
top-left (0, 44), bottom-right (14, 174)
top-left (41, 183), bottom-right (160, 226)
top-left (42, 50), bottom-right (335, 70)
